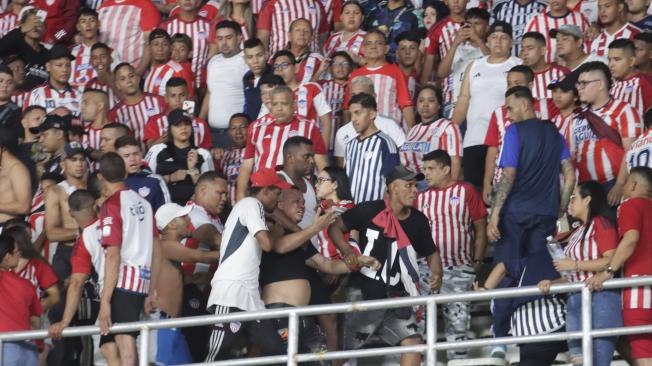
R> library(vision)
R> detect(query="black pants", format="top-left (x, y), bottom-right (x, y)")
top-left (462, 145), bottom-right (488, 189)
top-left (519, 328), bottom-right (568, 366)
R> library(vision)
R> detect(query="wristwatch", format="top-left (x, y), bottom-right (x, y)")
top-left (604, 265), bottom-right (616, 276)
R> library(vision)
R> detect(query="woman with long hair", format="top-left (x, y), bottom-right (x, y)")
top-left (538, 181), bottom-right (623, 366)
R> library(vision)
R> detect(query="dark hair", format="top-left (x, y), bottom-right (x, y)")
top-left (90, 42), bottom-right (110, 53)
top-left (608, 38), bottom-right (635, 56)
top-left (341, 0), bottom-right (364, 15)
top-left (283, 136), bottom-right (312, 157)
top-left (424, 0), bottom-right (449, 23)
top-left (171, 33), bottom-right (193, 50)
top-left (331, 51), bottom-right (354, 66)
top-left (576, 180), bottom-right (612, 241)
top-left (0, 65), bottom-right (13, 78)
top-left (521, 31), bottom-right (546, 46)
top-left (365, 29), bottom-right (387, 44)
top-left (322, 166), bottom-right (354, 201)
top-left (423, 149), bottom-right (451, 167)
top-left (69, 189), bottom-right (97, 212)
top-left (645, 108), bottom-right (652, 129)
top-left (102, 122), bottom-right (132, 136)
top-left (2, 225), bottom-right (42, 261)
top-left (149, 28), bottom-right (171, 43)
top-left (68, 125), bottom-right (85, 138)
top-left (505, 85), bottom-right (534, 104)
top-left (630, 166), bottom-right (652, 192)
top-left (167, 114), bottom-right (196, 152)
top-left (464, 7), bottom-right (490, 22)
top-left (577, 61), bottom-right (613, 90)
top-left (508, 65), bottom-right (535, 83)
top-left (166, 77), bottom-right (188, 89)
top-left (349, 92), bottom-right (377, 111)
top-left (272, 50), bottom-right (297, 64)
top-left (114, 135), bottom-right (141, 151)
top-left (396, 31), bottom-right (421, 45)
top-left (113, 62), bottom-right (134, 75)
top-left (196, 171), bottom-right (227, 190)
top-left (41, 171), bottom-right (64, 184)
top-left (0, 235), bottom-right (15, 262)
top-left (87, 172), bottom-right (102, 199)
top-left (634, 31), bottom-right (652, 45)
top-left (259, 73), bottom-right (285, 87)
top-left (244, 37), bottom-right (265, 50)
top-left (99, 152), bottom-right (126, 183)
top-left (417, 84), bottom-right (443, 106)
top-left (24, 105), bottom-right (46, 115)
top-left (78, 7), bottom-right (99, 19)
top-left (215, 19), bottom-right (242, 35)
top-left (230, 113), bottom-right (251, 125)
top-left (83, 88), bottom-right (108, 99)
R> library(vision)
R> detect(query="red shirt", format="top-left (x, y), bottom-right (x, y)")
top-left (18, 259), bottom-right (58, 295)
top-left (143, 60), bottom-right (195, 98)
top-left (33, 0), bottom-right (78, 44)
top-left (564, 216), bottom-right (618, 283)
top-left (611, 73), bottom-right (652, 119)
top-left (618, 197), bottom-right (652, 309)
top-left (0, 270), bottom-right (42, 332)
top-left (532, 64), bottom-right (570, 100)
top-left (109, 93), bottom-right (167, 145)
top-left (143, 113), bottom-right (212, 150)
top-left (425, 16), bottom-right (461, 59)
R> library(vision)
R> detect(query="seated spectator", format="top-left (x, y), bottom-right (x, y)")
top-left (323, 1), bottom-right (366, 64)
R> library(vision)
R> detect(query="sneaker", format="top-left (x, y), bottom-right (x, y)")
top-left (490, 345), bottom-right (506, 359)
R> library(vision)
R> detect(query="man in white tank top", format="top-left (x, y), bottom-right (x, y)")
top-left (279, 136), bottom-right (318, 236)
top-left (451, 21), bottom-right (521, 188)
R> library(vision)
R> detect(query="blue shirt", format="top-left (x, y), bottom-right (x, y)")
top-left (364, 1), bottom-right (425, 62)
top-left (125, 171), bottom-right (171, 212)
top-left (242, 67), bottom-right (273, 121)
top-left (632, 15), bottom-right (652, 32)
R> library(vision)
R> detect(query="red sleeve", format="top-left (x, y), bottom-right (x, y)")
top-left (100, 196), bottom-right (123, 247)
top-left (174, 68), bottom-right (195, 97)
top-left (244, 122), bottom-right (256, 159)
top-left (108, 106), bottom-right (119, 122)
top-left (152, 215), bottom-right (159, 238)
top-left (618, 199), bottom-right (644, 239)
top-left (139, 1), bottom-right (162, 32)
top-left (70, 237), bottom-right (93, 276)
top-left (332, 0), bottom-right (342, 24)
top-left (57, 0), bottom-right (80, 43)
top-left (546, 98), bottom-right (560, 119)
top-left (342, 72), bottom-right (355, 110)
top-left (34, 260), bottom-right (58, 290)
top-left (484, 111), bottom-right (500, 146)
top-left (641, 76), bottom-right (652, 114)
top-left (393, 66), bottom-right (413, 108)
top-left (310, 123), bottom-right (328, 154)
top-left (143, 115), bottom-right (161, 143)
top-left (196, 118), bottom-right (212, 149)
top-left (317, 2), bottom-right (328, 34)
top-left (594, 217), bottom-right (618, 254)
top-left (465, 184), bottom-right (488, 220)
top-left (257, 0), bottom-right (274, 31)
top-left (29, 287), bottom-right (43, 317)
top-left (424, 24), bottom-right (441, 56)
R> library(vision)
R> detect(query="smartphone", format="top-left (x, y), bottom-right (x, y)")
top-left (182, 100), bottom-right (195, 115)
top-left (36, 10), bottom-right (47, 23)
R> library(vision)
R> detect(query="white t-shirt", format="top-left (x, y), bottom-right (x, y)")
top-left (571, 53), bottom-right (608, 72)
top-left (206, 51), bottom-right (248, 129)
top-left (207, 197), bottom-right (268, 311)
top-left (334, 115), bottom-right (406, 158)
top-left (449, 43), bottom-right (484, 107)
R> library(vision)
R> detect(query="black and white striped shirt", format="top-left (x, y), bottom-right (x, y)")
top-left (345, 130), bottom-right (400, 204)
top-left (511, 296), bottom-right (566, 337)
top-left (492, 0), bottom-right (547, 55)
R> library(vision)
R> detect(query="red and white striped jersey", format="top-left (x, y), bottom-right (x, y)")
top-left (109, 93), bottom-right (167, 145)
top-left (554, 111), bottom-right (578, 153)
top-left (323, 30), bottom-right (366, 59)
top-left (257, 0), bottom-right (329, 55)
top-left (98, 0), bottom-right (161, 67)
top-left (83, 124), bottom-right (103, 172)
top-left (564, 217), bottom-right (617, 283)
top-left (70, 220), bottom-right (106, 290)
top-left (532, 64), bottom-right (570, 100)
top-left (345, 63), bottom-right (413, 123)
top-left (17, 258), bottom-right (58, 298)
top-left (143, 60), bottom-right (194, 98)
top-left (169, 0), bottom-right (221, 20)
top-left (316, 200), bottom-right (355, 260)
top-left (627, 129), bottom-right (652, 171)
top-left (142, 113), bottom-right (212, 150)
top-left (181, 201), bottom-right (223, 276)
top-left (100, 188), bottom-right (156, 295)
top-left (399, 119), bottom-right (462, 173)
top-left (590, 23), bottom-right (640, 57)
top-left (573, 98), bottom-right (641, 183)
top-left (296, 53), bottom-right (324, 85)
top-left (221, 147), bottom-right (245, 207)
top-left (294, 82), bottom-right (331, 122)
top-left (25, 84), bottom-right (82, 115)
top-left (159, 16), bottom-right (212, 88)
top-left (318, 79), bottom-right (346, 150)
top-left (69, 43), bottom-right (96, 89)
top-left (317, 0), bottom-right (342, 27)
top-left (424, 16), bottom-right (461, 59)
top-left (85, 77), bottom-right (120, 109)
top-left (525, 11), bottom-right (590, 63)
top-left (244, 114), bottom-right (327, 170)
top-left (610, 73), bottom-right (652, 119)
top-left (0, 11), bottom-right (17, 38)
top-left (618, 197), bottom-right (652, 309)
top-left (416, 182), bottom-right (487, 267)
top-left (11, 90), bottom-right (28, 108)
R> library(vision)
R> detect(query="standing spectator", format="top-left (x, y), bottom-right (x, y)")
top-left (550, 74), bottom-right (581, 153)
top-left (520, 32), bottom-right (571, 100)
top-left (396, 31), bottom-right (421, 102)
top-left (418, 150), bottom-right (487, 360)
top-left (236, 86), bottom-right (328, 200)
top-left (69, 8), bottom-right (104, 89)
top-left (80, 89), bottom-right (111, 164)
top-left (278, 136), bottom-right (319, 230)
top-left (200, 20), bottom-right (248, 148)
top-left (0, 235), bottom-right (42, 366)
top-left (98, 0), bottom-right (161, 70)
top-left (286, 18), bottom-right (325, 83)
top-left (524, 0), bottom-right (590, 63)
top-left (170, 33), bottom-right (194, 77)
top-left (160, 0), bottom-right (215, 91)
top-left (400, 85), bottom-right (462, 180)
top-left (627, 109), bottom-right (652, 171)
top-left (315, 166), bottom-right (355, 260)
top-left (257, 0), bottom-right (328, 55)
top-left (99, 123), bottom-right (131, 154)
top-left (109, 63), bottom-right (167, 145)
top-left (116, 135), bottom-right (171, 212)
top-left (215, 0), bottom-right (255, 40)
top-left (96, 152), bottom-right (158, 366)
top-left (32, 115), bottom-right (68, 175)
top-left (627, 0), bottom-right (652, 31)
top-left (323, 0), bottom-right (366, 64)
top-left (85, 43), bottom-right (120, 109)
top-left (0, 65), bottom-right (22, 140)
top-left (242, 38), bottom-right (273, 122)
top-left (328, 165), bottom-right (442, 366)
top-left (539, 181), bottom-right (621, 366)
top-left (32, 0), bottom-right (79, 45)
top-left (487, 86), bottom-right (576, 353)
top-left (144, 29), bottom-right (194, 98)
top-left (345, 93), bottom-right (399, 203)
top-left (591, 0), bottom-right (640, 57)
top-left (319, 51), bottom-right (352, 151)
top-left (364, 0), bottom-right (425, 62)
top-left (345, 30), bottom-right (415, 128)
top-left (588, 167), bottom-right (652, 364)
top-left (0, 0), bottom-right (26, 38)
top-left (554, 24), bottom-right (607, 71)
top-left (492, 0), bottom-right (546, 55)
top-left (452, 21), bottom-right (520, 189)
top-left (146, 109), bottom-right (214, 205)
top-left (633, 32), bottom-right (652, 75)
top-left (272, 50), bottom-right (332, 147)
top-left (608, 39), bottom-right (652, 119)
top-left (221, 113), bottom-right (249, 207)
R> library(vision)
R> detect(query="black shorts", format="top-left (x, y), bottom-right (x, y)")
top-left (99, 290), bottom-right (145, 346)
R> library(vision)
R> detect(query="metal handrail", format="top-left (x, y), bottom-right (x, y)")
top-left (1, 276), bottom-right (651, 366)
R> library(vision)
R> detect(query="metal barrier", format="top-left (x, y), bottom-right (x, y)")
top-left (2, 276), bottom-right (652, 366)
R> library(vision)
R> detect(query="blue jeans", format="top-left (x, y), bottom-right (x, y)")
top-left (566, 290), bottom-right (623, 365)
top-left (2, 341), bottom-right (38, 366)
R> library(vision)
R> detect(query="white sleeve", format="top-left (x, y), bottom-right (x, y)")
top-left (241, 198), bottom-right (268, 235)
top-left (153, 174), bottom-right (172, 203)
top-left (144, 144), bottom-right (165, 174)
top-left (188, 205), bottom-right (212, 228)
top-left (199, 148), bottom-right (214, 173)
top-left (333, 124), bottom-right (349, 158)
top-left (389, 123), bottom-right (406, 148)
top-left (313, 87), bottom-right (332, 117)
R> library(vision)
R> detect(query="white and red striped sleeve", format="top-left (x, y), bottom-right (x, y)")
top-left (100, 193), bottom-right (123, 247)
top-left (440, 121), bottom-right (462, 157)
top-left (71, 236), bottom-right (93, 276)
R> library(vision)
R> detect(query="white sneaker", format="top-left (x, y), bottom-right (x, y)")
top-left (490, 346), bottom-right (506, 359)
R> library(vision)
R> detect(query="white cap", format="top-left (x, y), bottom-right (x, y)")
top-left (155, 203), bottom-right (192, 231)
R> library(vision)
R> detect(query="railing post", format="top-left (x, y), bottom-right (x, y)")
top-left (0, 338), bottom-right (4, 364)
top-left (581, 286), bottom-right (593, 366)
top-left (426, 299), bottom-right (437, 366)
top-left (139, 326), bottom-right (150, 366)
top-left (287, 312), bottom-right (299, 366)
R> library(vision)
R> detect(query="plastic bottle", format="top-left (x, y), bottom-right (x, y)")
top-left (546, 236), bottom-right (571, 278)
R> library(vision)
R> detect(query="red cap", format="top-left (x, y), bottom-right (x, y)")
top-left (250, 168), bottom-right (293, 189)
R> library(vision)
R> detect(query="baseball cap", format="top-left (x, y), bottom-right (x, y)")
top-left (149, 28), bottom-right (171, 43)
top-left (63, 141), bottom-right (85, 159)
top-left (547, 72), bottom-right (578, 91)
top-left (250, 168), bottom-right (293, 189)
top-left (549, 24), bottom-right (582, 39)
top-left (488, 21), bottom-right (513, 38)
top-left (167, 108), bottom-right (193, 126)
top-left (47, 44), bottom-right (75, 62)
top-left (29, 114), bottom-right (69, 134)
top-left (155, 203), bottom-right (193, 231)
top-left (385, 165), bottom-right (424, 186)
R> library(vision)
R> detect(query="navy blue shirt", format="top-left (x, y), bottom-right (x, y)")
top-left (499, 119), bottom-right (570, 217)
top-left (243, 67), bottom-right (273, 121)
top-left (125, 171), bottom-right (171, 212)
top-left (364, 1), bottom-right (425, 62)
top-left (632, 15), bottom-right (652, 32)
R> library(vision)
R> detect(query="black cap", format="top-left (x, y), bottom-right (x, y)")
top-left (385, 166), bottom-right (424, 186)
top-left (47, 44), bottom-right (75, 62)
top-left (149, 28), bottom-right (171, 43)
top-left (63, 141), bottom-right (85, 159)
top-left (488, 21), bottom-right (513, 38)
top-left (29, 114), bottom-right (69, 134)
top-left (2, 54), bottom-right (24, 65)
top-left (167, 108), bottom-right (192, 125)
top-left (547, 72), bottom-right (578, 92)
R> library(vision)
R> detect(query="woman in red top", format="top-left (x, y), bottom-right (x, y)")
top-left (539, 181), bottom-right (622, 365)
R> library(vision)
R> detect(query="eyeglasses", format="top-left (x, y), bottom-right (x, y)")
top-left (332, 61), bottom-right (350, 67)
top-left (273, 62), bottom-right (292, 70)
top-left (575, 79), bottom-right (600, 89)
top-left (315, 177), bottom-right (333, 184)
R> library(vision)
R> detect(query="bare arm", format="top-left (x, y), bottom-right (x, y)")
top-left (487, 167), bottom-right (516, 242)
top-left (2, 162), bottom-right (32, 215)
top-left (420, 53), bottom-right (438, 86)
top-left (427, 251), bottom-right (443, 291)
top-left (450, 156), bottom-right (462, 181)
top-left (402, 106), bottom-right (416, 130)
top-left (160, 239), bottom-right (219, 263)
top-left (254, 230), bottom-right (274, 252)
top-left (199, 89), bottom-right (210, 121)
top-left (483, 146), bottom-right (498, 205)
top-left (436, 42), bottom-right (460, 79)
top-left (608, 137), bottom-right (635, 206)
top-left (306, 254), bottom-right (351, 274)
top-left (274, 211), bottom-right (336, 254)
top-left (472, 218), bottom-right (488, 264)
top-left (327, 217), bottom-right (355, 257)
top-left (44, 188), bottom-right (78, 242)
top-left (236, 158), bottom-right (254, 202)
top-left (319, 114), bottom-right (332, 149)
top-left (41, 285), bottom-right (60, 312)
top-left (559, 158), bottom-right (576, 217)
top-left (483, 262), bottom-right (507, 289)
top-left (451, 62), bottom-right (473, 125)
top-left (606, 230), bottom-right (640, 272)
top-left (134, 33), bottom-right (152, 76)
top-left (48, 273), bottom-right (88, 338)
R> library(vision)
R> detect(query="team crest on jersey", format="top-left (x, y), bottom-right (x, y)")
top-left (138, 186), bottom-right (151, 197)
top-left (77, 63), bottom-right (93, 72)
top-left (147, 107), bottom-right (157, 115)
top-left (230, 321), bottom-right (242, 333)
top-left (450, 196), bottom-right (460, 205)
top-left (199, 10), bottom-right (209, 17)
top-left (288, 130), bottom-right (299, 137)
top-left (197, 31), bottom-right (207, 39)
top-left (76, 76), bottom-right (89, 85)
top-left (626, 85), bottom-right (634, 93)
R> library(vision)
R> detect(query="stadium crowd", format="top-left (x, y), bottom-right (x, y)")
top-left (0, 0), bottom-right (651, 365)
